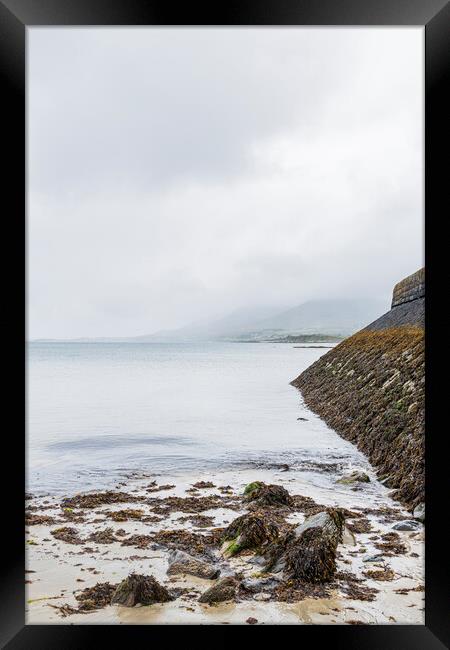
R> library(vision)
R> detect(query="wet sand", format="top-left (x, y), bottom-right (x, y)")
top-left (26, 465), bottom-right (424, 625)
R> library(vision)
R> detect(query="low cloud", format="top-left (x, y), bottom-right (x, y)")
top-left (28, 28), bottom-right (423, 338)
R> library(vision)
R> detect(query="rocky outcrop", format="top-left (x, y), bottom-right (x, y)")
top-left (264, 509), bottom-right (345, 583)
top-left (291, 269), bottom-right (424, 510)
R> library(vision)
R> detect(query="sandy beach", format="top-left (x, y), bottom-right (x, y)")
top-left (25, 462), bottom-right (424, 625)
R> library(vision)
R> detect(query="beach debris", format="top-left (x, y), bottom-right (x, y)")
top-left (120, 534), bottom-right (153, 549)
top-left (75, 582), bottom-right (118, 611)
top-left (109, 509), bottom-right (144, 522)
top-left (220, 512), bottom-right (279, 558)
top-left (177, 514), bottom-right (215, 528)
top-left (363, 567), bottom-right (395, 581)
top-left (50, 526), bottom-right (84, 545)
top-left (25, 513), bottom-right (59, 526)
top-left (192, 481), bottom-right (216, 489)
top-left (111, 573), bottom-right (173, 607)
top-left (198, 577), bottom-right (238, 604)
top-left (244, 482), bottom-right (294, 508)
top-left (147, 494), bottom-right (240, 515)
top-left (151, 528), bottom-right (223, 557)
top-left (336, 471), bottom-right (370, 485)
top-left (246, 617), bottom-right (258, 624)
top-left (374, 532), bottom-right (407, 555)
top-left (346, 517), bottom-right (372, 534)
top-left (335, 570), bottom-right (379, 601)
top-left (87, 528), bottom-right (117, 544)
top-left (264, 508), bottom-right (345, 583)
top-left (167, 549), bottom-right (220, 580)
top-left (61, 491), bottom-right (145, 510)
top-left (146, 483), bottom-right (176, 493)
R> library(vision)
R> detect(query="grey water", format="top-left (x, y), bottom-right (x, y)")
top-left (27, 341), bottom-right (369, 495)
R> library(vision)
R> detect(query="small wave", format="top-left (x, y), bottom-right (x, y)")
top-left (47, 434), bottom-right (193, 452)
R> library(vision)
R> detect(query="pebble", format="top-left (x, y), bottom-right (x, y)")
top-left (254, 593), bottom-right (271, 601)
top-left (392, 520), bottom-right (421, 531)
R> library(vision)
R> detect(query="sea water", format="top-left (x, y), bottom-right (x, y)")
top-left (27, 341), bottom-right (369, 495)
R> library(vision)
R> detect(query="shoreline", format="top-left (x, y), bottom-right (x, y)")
top-left (26, 463), bottom-right (424, 625)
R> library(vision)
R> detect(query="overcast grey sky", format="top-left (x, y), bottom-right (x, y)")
top-left (28, 28), bottom-right (423, 339)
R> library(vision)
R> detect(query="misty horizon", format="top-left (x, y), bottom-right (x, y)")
top-left (28, 28), bottom-right (423, 339)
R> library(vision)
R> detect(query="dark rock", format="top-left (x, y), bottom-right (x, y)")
top-left (392, 520), bottom-right (421, 531)
top-left (244, 482), bottom-right (294, 507)
top-left (111, 573), bottom-right (173, 607)
top-left (221, 512), bottom-right (279, 557)
top-left (241, 576), bottom-right (279, 592)
top-left (246, 617), bottom-right (258, 624)
top-left (167, 549), bottom-right (220, 580)
top-left (337, 471), bottom-right (370, 485)
top-left (413, 503), bottom-right (425, 522)
top-left (265, 508), bottom-right (345, 583)
top-left (198, 577), bottom-right (238, 604)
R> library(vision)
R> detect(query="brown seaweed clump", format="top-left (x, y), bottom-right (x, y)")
top-left (221, 512), bottom-right (279, 557)
top-left (244, 482), bottom-right (294, 508)
top-left (264, 509), bottom-right (345, 584)
top-left (87, 528), bottom-right (117, 544)
top-left (109, 509), bottom-right (144, 522)
top-left (374, 532), bottom-right (407, 556)
top-left (285, 527), bottom-right (337, 583)
top-left (25, 513), bottom-right (59, 526)
top-left (61, 491), bottom-right (145, 510)
top-left (150, 528), bottom-right (223, 557)
top-left (50, 526), bottom-right (84, 545)
top-left (75, 582), bottom-right (118, 611)
top-left (363, 567), bottom-right (395, 581)
top-left (285, 509), bottom-right (345, 583)
top-left (111, 573), bottom-right (173, 607)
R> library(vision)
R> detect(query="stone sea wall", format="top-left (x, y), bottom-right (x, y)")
top-left (291, 269), bottom-right (425, 510)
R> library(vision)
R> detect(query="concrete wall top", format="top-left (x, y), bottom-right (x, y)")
top-left (391, 268), bottom-right (425, 308)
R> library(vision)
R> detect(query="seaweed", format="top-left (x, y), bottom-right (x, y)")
top-left (111, 574), bottom-right (173, 607)
top-left (221, 512), bottom-right (279, 557)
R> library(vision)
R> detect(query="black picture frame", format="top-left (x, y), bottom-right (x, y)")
top-left (2, 0), bottom-right (449, 647)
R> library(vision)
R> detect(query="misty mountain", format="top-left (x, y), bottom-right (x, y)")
top-left (253, 298), bottom-right (388, 337)
top-left (133, 305), bottom-right (284, 342)
top-left (139, 298), bottom-right (388, 342)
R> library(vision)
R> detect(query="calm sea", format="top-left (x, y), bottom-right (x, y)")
top-left (27, 341), bottom-right (368, 495)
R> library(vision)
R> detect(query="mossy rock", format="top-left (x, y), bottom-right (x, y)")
top-left (221, 512), bottom-right (279, 557)
top-left (337, 471), bottom-right (370, 485)
top-left (244, 482), bottom-right (294, 507)
top-left (243, 481), bottom-right (264, 496)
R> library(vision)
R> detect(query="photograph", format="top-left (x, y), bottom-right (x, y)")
top-left (25, 26), bottom-right (425, 626)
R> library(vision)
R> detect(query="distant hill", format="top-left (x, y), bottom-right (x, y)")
top-left (31, 298), bottom-right (389, 343)
top-left (137, 298), bottom-right (388, 342)
top-left (252, 298), bottom-right (388, 338)
top-left (133, 305), bottom-right (284, 342)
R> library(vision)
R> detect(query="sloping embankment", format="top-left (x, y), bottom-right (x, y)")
top-left (291, 269), bottom-right (424, 510)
